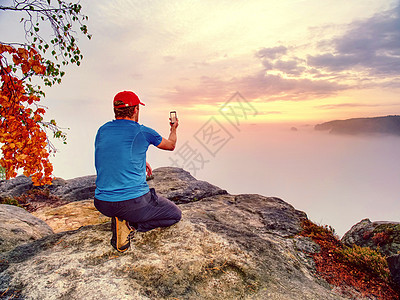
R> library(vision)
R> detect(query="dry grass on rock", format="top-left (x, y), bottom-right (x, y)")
top-left (1, 219), bottom-right (259, 300)
top-left (123, 220), bottom-right (259, 299)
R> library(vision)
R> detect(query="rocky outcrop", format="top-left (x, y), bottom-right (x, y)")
top-left (0, 199), bottom-right (344, 300)
top-left (315, 115), bottom-right (400, 136)
top-left (32, 199), bottom-right (109, 233)
top-left (50, 175), bottom-right (97, 202)
top-left (341, 219), bottom-right (374, 246)
top-left (0, 175), bottom-right (33, 198)
top-left (0, 168), bottom-right (385, 299)
top-left (0, 217), bottom-right (346, 300)
top-left (147, 167), bottom-right (228, 204)
top-left (183, 193), bottom-right (307, 238)
top-left (387, 254), bottom-right (400, 290)
top-left (341, 218), bottom-right (400, 257)
top-left (1, 168), bottom-right (226, 204)
top-left (0, 175), bottom-right (96, 202)
top-left (0, 204), bottom-right (53, 252)
top-left (342, 218), bottom-right (400, 291)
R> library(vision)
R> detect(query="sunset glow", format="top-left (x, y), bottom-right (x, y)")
top-left (1, 0), bottom-right (399, 177)
top-left (1, 0), bottom-right (400, 237)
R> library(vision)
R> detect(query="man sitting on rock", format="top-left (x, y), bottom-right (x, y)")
top-left (94, 91), bottom-right (182, 252)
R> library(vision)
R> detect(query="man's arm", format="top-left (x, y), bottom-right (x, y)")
top-left (157, 119), bottom-right (178, 151)
top-left (146, 161), bottom-right (152, 176)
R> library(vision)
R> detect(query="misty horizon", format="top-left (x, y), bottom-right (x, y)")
top-left (161, 122), bottom-right (400, 237)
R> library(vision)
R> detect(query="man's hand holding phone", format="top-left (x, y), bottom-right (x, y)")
top-left (157, 111), bottom-right (179, 150)
top-left (169, 111), bottom-right (179, 129)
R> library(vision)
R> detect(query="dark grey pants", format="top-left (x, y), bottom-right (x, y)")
top-left (94, 189), bottom-right (181, 232)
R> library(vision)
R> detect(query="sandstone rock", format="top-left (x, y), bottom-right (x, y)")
top-left (32, 199), bottom-right (110, 233)
top-left (342, 218), bottom-right (400, 257)
top-left (387, 254), bottom-right (400, 290)
top-left (147, 167), bottom-right (228, 204)
top-left (12, 188), bottom-right (69, 213)
top-left (0, 175), bottom-right (32, 199)
top-left (51, 177), bottom-right (68, 186)
top-left (50, 168), bottom-right (227, 204)
top-left (0, 217), bottom-right (345, 300)
top-left (1, 168), bottom-right (226, 205)
top-left (0, 168), bottom-right (380, 299)
top-left (0, 175), bottom-right (96, 203)
top-left (0, 204), bottom-right (53, 252)
top-left (183, 193), bottom-right (307, 238)
top-left (341, 218), bottom-right (373, 246)
top-left (49, 175), bottom-right (97, 202)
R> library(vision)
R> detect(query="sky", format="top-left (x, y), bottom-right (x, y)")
top-left (65, 0), bottom-right (400, 122)
top-left (1, 0), bottom-right (400, 235)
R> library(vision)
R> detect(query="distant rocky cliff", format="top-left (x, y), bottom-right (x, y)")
top-left (315, 115), bottom-right (400, 136)
top-left (0, 168), bottom-right (399, 299)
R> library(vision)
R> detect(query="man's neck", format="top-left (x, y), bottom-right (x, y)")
top-left (116, 116), bottom-right (138, 122)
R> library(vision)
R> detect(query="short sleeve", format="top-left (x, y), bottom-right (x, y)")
top-left (141, 125), bottom-right (163, 146)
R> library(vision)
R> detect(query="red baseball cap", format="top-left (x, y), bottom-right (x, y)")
top-left (113, 91), bottom-right (145, 108)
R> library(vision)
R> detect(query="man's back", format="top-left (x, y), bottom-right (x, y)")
top-left (93, 90), bottom-right (181, 253)
top-left (94, 119), bottom-right (162, 201)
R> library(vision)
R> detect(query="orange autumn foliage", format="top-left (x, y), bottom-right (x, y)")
top-left (0, 44), bottom-right (52, 185)
top-left (300, 220), bottom-right (398, 299)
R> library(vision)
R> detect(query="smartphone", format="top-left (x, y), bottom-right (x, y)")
top-left (170, 111), bottom-right (177, 124)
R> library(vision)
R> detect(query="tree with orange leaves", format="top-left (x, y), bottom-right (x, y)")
top-left (0, 0), bottom-right (91, 185)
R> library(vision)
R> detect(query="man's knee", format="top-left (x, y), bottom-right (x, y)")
top-left (175, 207), bottom-right (182, 221)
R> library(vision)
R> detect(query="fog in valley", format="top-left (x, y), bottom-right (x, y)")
top-left (49, 117), bottom-right (399, 238)
top-left (161, 122), bottom-right (400, 237)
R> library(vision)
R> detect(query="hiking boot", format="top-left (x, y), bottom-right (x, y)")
top-left (110, 217), bottom-right (135, 253)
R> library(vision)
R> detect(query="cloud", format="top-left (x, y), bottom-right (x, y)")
top-left (160, 2), bottom-right (400, 108)
top-left (256, 46), bottom-right (287, 60)
top-left (161, 71), bottom-right (348, 106)
top-left (308, 3), bottom-right (400, 78)
top-left (273, 59), bottom-right (306, 76)
top-left (253, 3), bottom-right (400, 93)
top-left (233, 72), bottom-right (348, 101)
top-left (254, 111), bottom-right (282, 115)
top-left (315, 103), bottom-right (400, 109)
top-left (256, 47), bottom-right (307, 76)
top-left (315, 103), bottom-right (390, 110)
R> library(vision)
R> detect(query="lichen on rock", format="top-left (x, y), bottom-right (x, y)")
top-left (0, 204), bottom-right (53, 252)
top-left (1, 167), bottom-right (389, 299)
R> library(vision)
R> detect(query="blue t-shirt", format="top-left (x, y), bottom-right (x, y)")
top-left (94, 119), bottom-right (162, 201)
